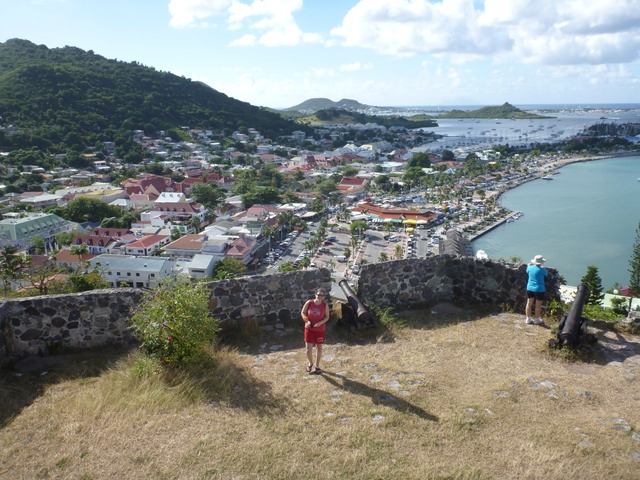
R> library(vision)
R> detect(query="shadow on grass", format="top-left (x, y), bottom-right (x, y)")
top-left (321, 371), bottom-right (438, 422)
top-left (165, 349), bottom-right (288, 416)
top-left (0, 346), bottom-right (131, 429)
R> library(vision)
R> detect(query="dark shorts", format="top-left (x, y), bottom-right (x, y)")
top-left (304, 328), bottom-right (325, 344)
top-left (527, 290), bottom-right (545, 301)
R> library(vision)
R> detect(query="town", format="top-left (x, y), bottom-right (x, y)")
top-left (1, 119), bottom-right (638, 297)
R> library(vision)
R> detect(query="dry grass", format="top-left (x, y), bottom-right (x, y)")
top-left (1, 305), bottom-right (639, 480)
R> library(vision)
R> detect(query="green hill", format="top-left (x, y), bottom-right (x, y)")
top-left (285, 97), bottom-right (371, 113)
top-left (296, 107), bottom-right (438, 128)
top-left (439, 102), bottom-right (552, 119)
top-left (0, 39), bottom-right (302, 151)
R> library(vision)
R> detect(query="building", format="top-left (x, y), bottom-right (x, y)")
top-left (0, 213), bottom-right (78, 250)
top-left (90, 254), bottom-right (176, 289)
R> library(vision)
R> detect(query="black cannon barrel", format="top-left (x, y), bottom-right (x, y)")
top-left (559, 284), bottom-right (589, 346)
top-left (338, 279), bottom-right (371, 324)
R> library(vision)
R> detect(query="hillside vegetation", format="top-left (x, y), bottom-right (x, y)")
top-left (296, 107), bottom-right (438, 128)
top-left (0, 39), bottom-right (301, 152)
top-left (439, 102), bottom-right (551, 119)
top-left (284, 97), bottom-right (371, 113)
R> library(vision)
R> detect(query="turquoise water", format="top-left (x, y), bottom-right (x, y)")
top-left (472, 156), bottom-right (640, 289)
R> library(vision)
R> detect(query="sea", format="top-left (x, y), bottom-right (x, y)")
top-left (406, 103), bottom-right (640, 152)
top-left (471, 155), bottom-right (640, 290)
top-left (397, 103), bottom-right (640, 290)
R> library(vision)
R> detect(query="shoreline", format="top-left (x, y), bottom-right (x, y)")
top-left (464, 150), bottom-right (639, 244)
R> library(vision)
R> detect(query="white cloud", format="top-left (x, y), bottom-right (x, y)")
top-left (168, 0), bottom-right (323, 46)
top-left (331, 0), bottom-right (640, 67)
top-left (340, 61), bottom-right (373, 71)
top-left (168, 0), bottom-right (232, 28)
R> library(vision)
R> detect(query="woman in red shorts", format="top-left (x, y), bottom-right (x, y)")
top-left (301, 288), bottom-right (330, 374)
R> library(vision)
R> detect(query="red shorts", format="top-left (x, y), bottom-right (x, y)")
top-left (304, 328), bottom-right (325, 344)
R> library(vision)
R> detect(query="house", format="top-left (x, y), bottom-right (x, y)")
top-left (162, 233), bottom-right (206, 259)
top-left (123, 234), bottom-right (171, 256)
top-left (225, 235), bottom-right (258, 266)
top-left (53, 248), bottom-right (97, 268)
top-left (122, 174), bottom-right (180, 198)
top-left (336, 176), bottom-right (369, 196)
top-left (145, 193), bottom-right (208, 225)
top-left (72, 228), bottom-right (132, 255)
top-left (18, 193), bottom-right (62, 209)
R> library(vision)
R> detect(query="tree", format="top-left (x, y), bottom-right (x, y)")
top-left (71, 244), bottom-right (89, 263)
top-left (213, 258), bottom-right (247, 280)
top-left (629, 221), bottom-right (640, 295)
top-left (407, 151), bottom-right (431, 169)
top-left (49, 197), bottom-right (125, 224)
top-left (56, 230), bottom-right (84, 248)
top-left (279, 261), bottom-right (295, 273)
top-left (31, 235), bottom-right (46, 254)
top-left (378, 252), bottom-right (389, 262)
top-left (189, 183), bottom-right (224, 211)
top-left (24, 257), bottom-right (61, 295)
top-left (188, 215), bottom-right (202, 233)
top-left (441, 149), bottom-right (455, 161)
top-left (394, 244), bottom-right (403, 260)
top-left (129, 278), bottom-right (220, 365)
top-left (350, 220), bottom-right (367, 239)
top-left (0, 245), bottom-right (29, 296)
top-left (299, 257), bottom-right (311, 269)
top-left (580, 265), bottom-right (605, 305)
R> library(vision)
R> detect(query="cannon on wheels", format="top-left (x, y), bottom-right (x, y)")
top-left (549, 284), bottom-right (597, 350)
top-left (338, 279), bottom-right (377, 330)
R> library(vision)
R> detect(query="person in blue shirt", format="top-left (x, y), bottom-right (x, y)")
top-left (525, 255), bottom-right (548, 325)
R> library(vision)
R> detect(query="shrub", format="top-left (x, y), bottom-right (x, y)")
top-left (129, 278), bottom-right (220, 365)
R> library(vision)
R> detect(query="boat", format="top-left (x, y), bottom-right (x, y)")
top-left (541, 175), bottom-right (553, 180)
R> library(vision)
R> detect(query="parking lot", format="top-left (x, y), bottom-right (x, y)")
top-left (261, 222), bottom-right (443, 301)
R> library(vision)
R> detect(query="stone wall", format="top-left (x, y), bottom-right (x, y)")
top-left (0, 257), bottom-right (558, 365)
top-left (0, 269), bottom-right (331, 364)
top-left (356, 255), bottom-right (561, 311)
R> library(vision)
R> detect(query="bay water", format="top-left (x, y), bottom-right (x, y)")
top-left (472, 155), bottom-right (640, 289)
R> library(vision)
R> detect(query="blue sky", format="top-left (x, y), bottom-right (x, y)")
top-left (1, 0), bottom-right (639, 108)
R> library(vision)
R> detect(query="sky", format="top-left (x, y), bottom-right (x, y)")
top-left (1, 0), bottom-right (640, 109)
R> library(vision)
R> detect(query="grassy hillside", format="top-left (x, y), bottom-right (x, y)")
top-left (1, 306), bottom-right (638, 479)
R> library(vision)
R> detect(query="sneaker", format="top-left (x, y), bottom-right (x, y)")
top-left (534, 318), bottom-right (544, 325)
top-left (525, 317), bottom-right (533, 325)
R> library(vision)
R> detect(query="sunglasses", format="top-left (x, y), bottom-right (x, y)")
top-left (316, 293), bottom-right (325, 297)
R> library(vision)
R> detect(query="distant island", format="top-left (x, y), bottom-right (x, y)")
top-left (437, 102), bottom-right (553, 119)
top-left (281, 99), bottom-right (553, 121)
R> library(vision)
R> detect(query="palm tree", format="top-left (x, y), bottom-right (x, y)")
top-left (276, 211), bottom-right (294, 240)
top-left (262, 225), bottom-right (277, 251)
top-left (70, 244), bottom-right (90, 272)
top-left (71, 244), bottom-right (89, 261)
top-left (299, 257), bottom-right (311, 269)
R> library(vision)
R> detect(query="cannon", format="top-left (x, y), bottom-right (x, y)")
top-left (338, 279), bottom-right (375, 329)
top-left (553, 284), bottom-right (596, 349)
